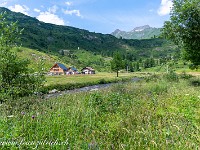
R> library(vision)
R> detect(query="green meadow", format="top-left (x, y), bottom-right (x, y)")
top-left (45, 72), bottom-right (142, 85)
top-left (0, 73), bottom-right (199, 149)
top-left (41, 72), bottom-right (146, 93)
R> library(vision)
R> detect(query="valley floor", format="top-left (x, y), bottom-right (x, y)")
top-left (0, 73), bottom-right (199, 149)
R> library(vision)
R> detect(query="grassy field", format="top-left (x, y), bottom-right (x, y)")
top-left (0, 73), bottom-right (199, 149)
top-left (45, 72), bottom-right (143, 85)
top-left (42, 72), bottom-right (147, 93)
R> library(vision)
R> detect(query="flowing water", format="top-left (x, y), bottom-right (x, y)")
top-left (45, 77), bottom-right (141, 99)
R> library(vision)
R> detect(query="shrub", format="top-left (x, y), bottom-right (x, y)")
top-left (189, 77), bottom-right (200, 87)
top-left (163, 70), bottom-right (179, 82)
top-left (0, 13), bottom-right (45, 101)
top-left (98, 79), bottom-right (107, 84)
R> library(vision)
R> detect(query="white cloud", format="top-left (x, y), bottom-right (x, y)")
top-left (65, 1), bottom-right (73, 6)
top-left (37, 11), bottom-right (65, 25)
top-left (34, 8), bottom-right (41, 13)
top-left (8, 4), bottom-right (30, 16)
top-left (157, 0), bottom-right (173, 16)
top-left (0, 2), bottom-right (7, 7)
top-left (36, 5), bottom-right (65, 26)
top-left (63, 9), bottom-right (81, 17)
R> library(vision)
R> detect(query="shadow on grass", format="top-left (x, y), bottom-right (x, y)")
top-left (189, 78), bottom-right (200, 87)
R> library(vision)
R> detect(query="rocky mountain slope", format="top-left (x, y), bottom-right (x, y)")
top-left (111, 25), bottom-right (161, 39)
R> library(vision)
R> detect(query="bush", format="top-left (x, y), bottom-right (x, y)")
top-left (0, 13), bottom-right (44, 101)
top-left (163, 70), bottom-right (179, 82)
top-left (189, 78), bottom-right (200, 87)
top-left (98, 79), bottom-right (107, 84)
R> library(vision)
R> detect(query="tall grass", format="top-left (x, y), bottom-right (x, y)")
top-left (0, 76), bottom-right (199, 149)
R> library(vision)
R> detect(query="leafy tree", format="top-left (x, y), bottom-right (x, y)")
top-left (143, 59), bottom-right (150, 68)
top-left (129, 62), bottom-right (134, 72)
top-left (111, 52), bottom-right (123, 77)
top-left (162, 0), bottom-right (200, 67)
top-left (133, 62), bottom-right (140, 71)
top-left (0, 12), bottom-right (45, 101)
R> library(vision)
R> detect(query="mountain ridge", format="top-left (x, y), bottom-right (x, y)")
top-left (0, 7), bottom-right (123, 55)
top-left (111, 25), bottom-right (161, 39)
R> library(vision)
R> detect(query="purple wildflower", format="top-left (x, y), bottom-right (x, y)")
top-left (32, 115), bottom-right (35, 119)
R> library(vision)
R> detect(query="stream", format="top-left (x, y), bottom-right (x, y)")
top-left (45, 77), bottom-right (141, 99)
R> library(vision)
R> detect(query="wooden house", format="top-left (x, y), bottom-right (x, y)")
top-left (81, 67), bottom-right (95, 74)
top-left (66, 67), bottom-right (79, 75)
top-left (49, 63), bottom-right (68, 75)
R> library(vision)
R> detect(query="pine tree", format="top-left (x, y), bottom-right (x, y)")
top-left (111, 52), bottom-right (123, 77)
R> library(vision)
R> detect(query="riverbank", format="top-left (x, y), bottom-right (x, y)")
top-left (45, 77), bottom-right (142, 99)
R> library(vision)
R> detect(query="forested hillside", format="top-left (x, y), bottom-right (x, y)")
top-left (0, 7), bottom-right (121, 56)
top-left (0, 7), bottom-right (178, 60)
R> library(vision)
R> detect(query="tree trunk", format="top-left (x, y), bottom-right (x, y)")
top-left (117, 70), bottom-right (119, 77)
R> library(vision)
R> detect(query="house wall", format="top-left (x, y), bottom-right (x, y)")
top-left (82, 69), bottom-right (88, 74)
top-left (66, 69), bottom-right (79, 75)
top-left (82, 69), bottom-right (95, 74)
top-left (49, 66), bottom-right (65, 75)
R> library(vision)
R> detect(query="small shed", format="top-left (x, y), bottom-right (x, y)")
top-left (49, 63), bottom-right (68, 75)
top-left (81, 67), bottom-right (95, 74)
top-left (66, 67), bottom-right (79, 75)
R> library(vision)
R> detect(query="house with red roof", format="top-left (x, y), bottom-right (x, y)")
top-left (49, 63), bottom-right (68, 75)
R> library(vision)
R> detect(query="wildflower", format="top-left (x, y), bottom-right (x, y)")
top-left (32, 115), bottom-right (35, 119)
top-left (21, 112), bottom-right (25, 115)
top-left (88, 141), bottom-right (98, 149)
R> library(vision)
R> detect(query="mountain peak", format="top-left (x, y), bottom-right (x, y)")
top-left (132, 25), bottom-right (151, 32)
top-left (111, 25), bottom-right (161, 39)
top-left (112, 29), bottom-right (123, 34)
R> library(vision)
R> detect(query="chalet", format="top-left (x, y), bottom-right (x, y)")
top-left (49, 63), bottom-right (68, 75)
top-left (66, 67), bottom-right (79, 75)
top-left (81, 67), bottom-right (95, 74)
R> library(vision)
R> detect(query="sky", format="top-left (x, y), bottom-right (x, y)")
top-left (0, 0), bottom-right (173, 34)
